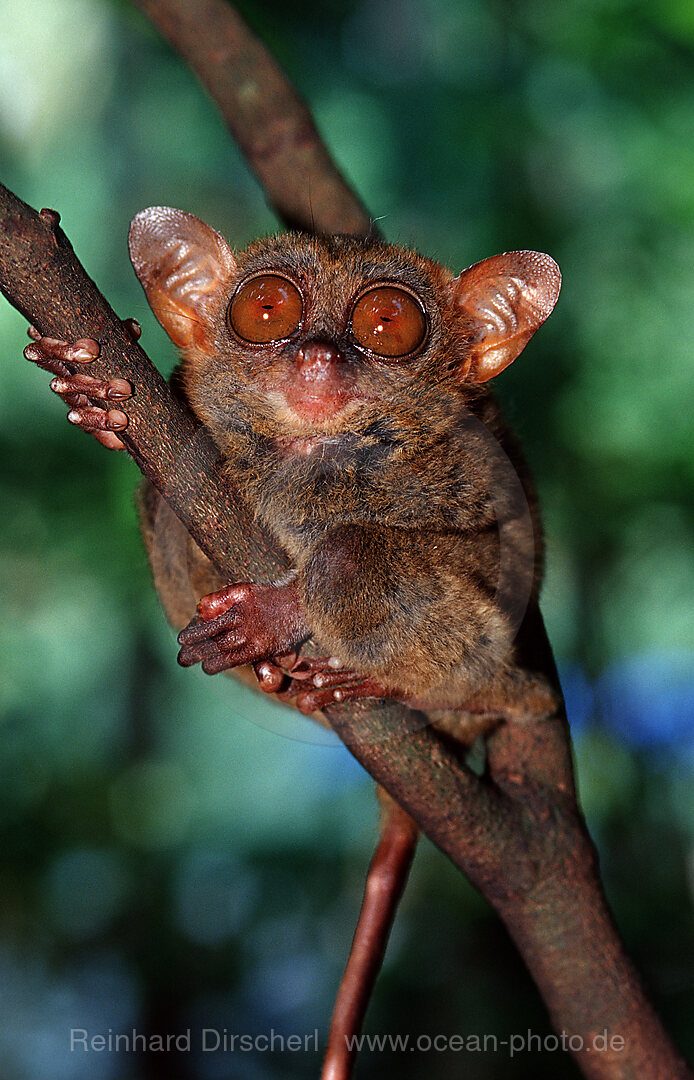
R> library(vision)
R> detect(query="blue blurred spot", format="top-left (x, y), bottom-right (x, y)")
top-left (0, 946), bottom-right (139, 1080)
top-left (597, 650), bottom-right (694, 749)
top-left (308, 743), bottom-right (369, 789)
top-left (558, 663), bottom-right (595, 733)
top-left (173, 847), bottom-right (258, 946)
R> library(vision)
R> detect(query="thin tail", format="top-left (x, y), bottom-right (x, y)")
top-left (321, 797), bottom-right (419, 1080)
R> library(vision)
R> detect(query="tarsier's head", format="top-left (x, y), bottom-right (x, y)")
top-left (128, 208), bottom-right (560, 481)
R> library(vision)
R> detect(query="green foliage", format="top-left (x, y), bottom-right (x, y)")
top-left (1, 0), bottom-right (693, 1076)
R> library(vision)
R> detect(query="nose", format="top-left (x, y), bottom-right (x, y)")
top-left (295, 339), bottom-right (342, 385)
top-left (284, 338), bottom-right (349, 422)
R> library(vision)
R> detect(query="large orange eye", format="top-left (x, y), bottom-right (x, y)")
top-left (229, 275), bottom-right (303, 343)
top-left (351, 286), bottom-right (427, 357)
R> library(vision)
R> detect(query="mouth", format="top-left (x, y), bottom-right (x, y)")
top-left (271, 418), bottom-right (403, 456)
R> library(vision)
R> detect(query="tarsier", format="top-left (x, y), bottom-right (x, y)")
top-left (25, 208), bottom-right (561, 1080)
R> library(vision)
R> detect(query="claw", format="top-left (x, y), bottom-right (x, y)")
top-left (67, 406), bottom-right (128, 431)
top-left (286, 655), bottom-right (345, 679)
top-left (24, 336), bottom-right (100, 370)
top-left (196, 583), bottom-right (252, 621)
top-left (311, 669), bottom-right (362, 689)
top-left (254, 661), bottom-right (286, 694)
top-left (122, 317), bottom-right (142, 341)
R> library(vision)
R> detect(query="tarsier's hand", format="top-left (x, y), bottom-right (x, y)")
top-left (177, 582), bottom-right (391, 713)
top-left (177, 582), bottom-right (310, 676)
top-left (23, 322), bottom-right (139, 450)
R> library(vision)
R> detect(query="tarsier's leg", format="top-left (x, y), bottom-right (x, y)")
top-left (178, 585), bottom-right (557, 719)
top-left (321, 798), bottom-right (419, 1080)
top-left (23, 323), bottom-right (138, 450)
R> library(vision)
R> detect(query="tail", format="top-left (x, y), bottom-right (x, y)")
top-left (321, 795), bottom-right (419, 1080)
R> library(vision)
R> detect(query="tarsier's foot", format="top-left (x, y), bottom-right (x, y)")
top-left (177, 582), bottom-right (310, 676)
top-left (24, 324), bottom-right (137, 450)
top-left (256, 654), bottom-right (392, 714)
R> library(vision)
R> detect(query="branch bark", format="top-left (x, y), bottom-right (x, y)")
top-left (1, 3), bottom-right (691, 1077)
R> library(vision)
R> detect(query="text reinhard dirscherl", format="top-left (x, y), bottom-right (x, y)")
top-left (70, 1029), bottom-right (319, 1053)
top-left (69, 1028), bottom-right (627, 1057)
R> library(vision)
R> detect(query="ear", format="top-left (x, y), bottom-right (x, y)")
top-left (452, 251), bottom-right (561, 383)
top-left (128, 207), bottom-right (238, 349)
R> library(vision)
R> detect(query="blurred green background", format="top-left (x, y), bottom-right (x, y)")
top-left (1, 0), bottom-right (694, 1076)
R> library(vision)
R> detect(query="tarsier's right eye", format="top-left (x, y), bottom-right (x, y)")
top-left (228, 274), bottom-right (303, 343)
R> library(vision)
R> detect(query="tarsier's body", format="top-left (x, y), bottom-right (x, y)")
top-left (25, 211), bottom-right (560, 1080)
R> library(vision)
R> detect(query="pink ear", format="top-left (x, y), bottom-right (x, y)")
top-left (452, 251), bottom-right (561, 383)
top-left (128, 207), bottom-right (237, 349)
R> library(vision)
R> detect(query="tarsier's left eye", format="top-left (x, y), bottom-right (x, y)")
top-left (228, 274), bottom-right (303, 343)
top-left (351, 286), bottom-right (427, 358)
